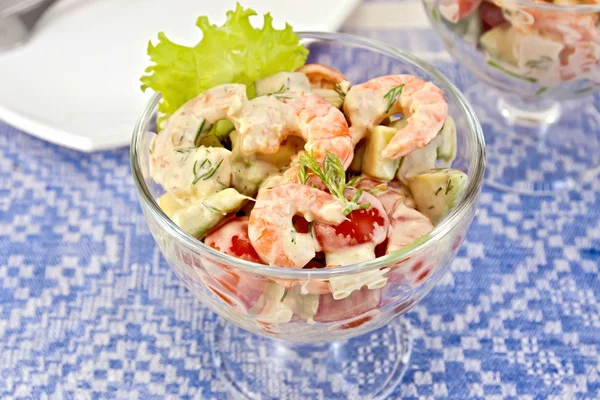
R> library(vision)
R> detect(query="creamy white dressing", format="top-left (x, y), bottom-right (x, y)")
top-left (254, 282), bottom-right (320, 324)
top-left (160, 146), bottom-right (232, 206)
top-left (255, 282), bottom-right (295, 324)
top-left (172, 188), bottom-right (248, 238)
top-left (328, 266), bottom-right (391, 300)
top-left (254, 72), bottom-right (311, 95)
top-left (326, 242), bottom-right (376, 267)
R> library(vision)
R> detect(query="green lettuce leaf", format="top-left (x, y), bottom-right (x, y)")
top-left (140, 3), bottom-right (309, 124)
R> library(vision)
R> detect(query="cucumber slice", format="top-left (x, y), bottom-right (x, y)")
top-left (362, 125), bottom-right (402, 181)
top-left (407, 168), bottom-right (468, 224)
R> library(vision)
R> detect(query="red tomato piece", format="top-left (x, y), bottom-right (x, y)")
top-left (313, 190), bottom-right (388, 252)
top-left (479, 1), bottom-right (506, 32)
top-left (292, 215), bottom-right (310, 234)
top-left (205, 217), bottom-right (263, 264)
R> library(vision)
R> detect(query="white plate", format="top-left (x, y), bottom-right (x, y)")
top-left (0, 0), bottom-right (360, 151)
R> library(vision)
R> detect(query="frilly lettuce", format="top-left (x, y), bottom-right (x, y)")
top-left (140, 3), bottom-right (309, 123)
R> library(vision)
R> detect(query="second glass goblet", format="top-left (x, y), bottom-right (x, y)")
top-left (424, 0), bottom-right (600, 195)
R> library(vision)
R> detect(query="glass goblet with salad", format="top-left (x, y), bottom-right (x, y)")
top-left (131, 4), bottom-right (485, 399)
top-left (424, 0), bottom-right (600, 194)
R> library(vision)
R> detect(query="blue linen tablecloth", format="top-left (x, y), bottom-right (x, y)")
top-left (1, 1), bottom-right (600, 398)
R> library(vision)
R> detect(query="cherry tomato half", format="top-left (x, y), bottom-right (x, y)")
top-left (205, 217), bottom-right (263, 264)
top-left (314, 190), bottom-right (388, 252)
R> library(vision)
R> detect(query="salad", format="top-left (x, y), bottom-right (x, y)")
top-left (436, 0), bottom-right (600, 88)
top-left (142, 4), bottom-right (468, 329)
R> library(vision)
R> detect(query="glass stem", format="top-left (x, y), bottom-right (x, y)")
top-left (497, 95), bottom-right (562, 126)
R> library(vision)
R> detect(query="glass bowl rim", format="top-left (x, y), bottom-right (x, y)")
top-left (426, 0), bottom-right (600, 13)
top-left (130, 31), bottom-right (486, 280)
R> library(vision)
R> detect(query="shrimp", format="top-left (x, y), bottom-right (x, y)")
top-left (344, 75), bottom-right (448, 159)
top-left (150, 84), bottom-right (245, 172)
top-left (438, 0), bottom-right (483, 23)
top-left (237, 92), bottom-right (354, 171)
top-left (248, 184), bottom-right (346, 268)
top-left (295, 63), bottom-right (347, 89)
top-left (386, 202), bottom-right (434, 255)
top-left (149, 84), bottom-right (246, 204)
top-left (355, 176), bottom-right (416, 214)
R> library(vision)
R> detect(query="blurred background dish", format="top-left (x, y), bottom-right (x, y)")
top-left (423, 0), bottom-right (600, 195)
top-left (0, 0), bottom-right (360, 151)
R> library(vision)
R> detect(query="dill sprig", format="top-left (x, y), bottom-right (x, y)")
top-left (265, 84), bottom-right (287, 97)
top-left (192, 158), bottom-right (223, 184)
top-left (334, 83), bottom-right (346, 102)
top-left (383, 84), bottom-right (405, 114)
top-left (298, 151), bottom-right (370, 215)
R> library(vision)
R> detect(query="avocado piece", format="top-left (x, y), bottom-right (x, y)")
top-left (172, 188), bottom-right (250, 238)
top-left (393, 117), bottom-right (436, 183)
top-left (396, 116), bottom-right (457, 182)
top-left (157, 192), bottom-right (183, 219)
top-left (436, 116), bottom-right (457, 164)
top-left (254, 72), bottom-right (311, 96)
top-left (311, 80), bottom-right (350, 109)
top-left (397, 141), bottom-right (439, 184)
top-left (407, 168), bottom-right (468, 224)
top-left (349, 139), bottom-right (366, 173)
top-left (480, 24), bottom-right (519, 67)
top-left (362, 125), bottom-right (402, 180)
top-left (196, 134), bottom-right (223, 148)
top-left (202, 188), bottom-right (251, 215)
top-left (229, 131), bottom-right (287, 197)
top-left (312, 88), bottom-right (344, 108)
top-left (208, 120), bottom-right (235, 141)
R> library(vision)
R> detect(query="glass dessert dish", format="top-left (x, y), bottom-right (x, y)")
top-left (131, 32), bottom-right (485, 400)
top-left (423, 0), bottom-right (600, 195)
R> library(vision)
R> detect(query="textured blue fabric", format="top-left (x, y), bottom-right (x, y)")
top-left (1, 4), bottom-right (600, 399)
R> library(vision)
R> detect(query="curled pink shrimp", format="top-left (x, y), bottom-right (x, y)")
top-left (386, 202), bottom-right (434, 255)
top-left (248, 184), bottom-right (346, 268)
top-left (344, 75), bottom-right (448, 159)
top-left (355, 176), bottom-right (416, 214)
top-left (149, 84), bottom-right (246, 204)
top-left (237, 92), bottom-right (354, 175)
top-left (295, 63), bottom-right (347, 89)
